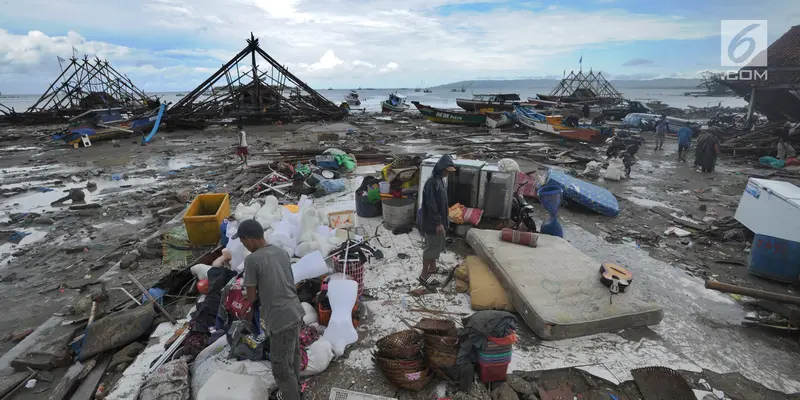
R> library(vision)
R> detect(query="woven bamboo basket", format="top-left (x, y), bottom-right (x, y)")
top-left (376, 330), bottom-right (423, 359)
top-left (386, 367), bottom-right (433, 392)
top-left (415, 318), bottom-right (457, 336)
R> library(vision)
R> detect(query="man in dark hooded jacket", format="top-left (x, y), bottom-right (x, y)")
top-left (420, 154), bottom-right (456, 287)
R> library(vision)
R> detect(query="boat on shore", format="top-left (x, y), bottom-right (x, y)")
top-left (53, 106), bottom-right (165, 146)
top-left (412, 101), bottom-right (488, 126)
top-left (381, 93), bottom-right (409, 113)
top-left (423, 89), bottom-right (432, 93)
top-left (514, 105), bottom-right (612, 144)
top-left (344, 90), bottom-right (361, 106)
top-left (456, 93), bottom-right (521, 112)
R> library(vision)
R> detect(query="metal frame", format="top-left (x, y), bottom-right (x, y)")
top-left (27, 56), bottom-right (154, 115)
top-left (169, 33), bottom-right (345, 123)
top-left (549, 70), bottom-right (623, 103)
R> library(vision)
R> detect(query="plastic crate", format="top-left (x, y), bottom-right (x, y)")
top-left (183, 193), bottom-right (230, 245)
top-left (478, 361), bottom-right (510, 383)
top-left (329, 388), bottom-right (397, 400)
top-left (317, 154), bottom-right (339, 169)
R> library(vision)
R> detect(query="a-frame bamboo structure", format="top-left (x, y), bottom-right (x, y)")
top-left (545, 70), bottom-right (623, 104)
top-left (169, 33), bottom-right (345, 124)
top-left (26, 56), bottom-right (157, 119)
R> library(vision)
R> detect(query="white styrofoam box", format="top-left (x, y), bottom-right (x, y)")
top-left (734, 178), bottom-right (800, 242)
top-left (329, 388), bottom-right (397, 400)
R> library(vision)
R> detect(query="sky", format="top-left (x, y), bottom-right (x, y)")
top-left (0, 0), bottom-right (798, 93)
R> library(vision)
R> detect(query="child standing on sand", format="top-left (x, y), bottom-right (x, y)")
top-left (236, 124), bottom-right (248, 168)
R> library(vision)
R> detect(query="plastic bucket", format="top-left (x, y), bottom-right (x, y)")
top-left (379, 181), bottom-right (390, 194)
top-left (382, 197), bottom-right (415, 230)
top-left (355, 193), bottom-right (382, 217)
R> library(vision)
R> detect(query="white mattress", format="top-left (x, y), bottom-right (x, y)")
top-left (466, 229), bottom-right (664, 340)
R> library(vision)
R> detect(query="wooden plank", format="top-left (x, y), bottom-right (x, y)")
top-left (69, 356), bottom-right (110, 400)
top-left (48, 358), bottom-right (95, 400)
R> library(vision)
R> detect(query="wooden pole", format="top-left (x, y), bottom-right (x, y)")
top-left (705, 280), bottom-right (800, 306)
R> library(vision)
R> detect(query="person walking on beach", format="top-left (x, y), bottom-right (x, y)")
top-left (236, 124), bottom-right (249, 168)
top-left (237, 220), bottom-right (304, 400)
top-left (582, 103), bottom-right (590, 120)
top-left (419, 154), bottom-right (456, 288)
top-left (654, 115), bottom-right (668, 151)
top-left (694, 131), bottom-right (720, 173)
top-left (676, 126), bottom-right (693, 162)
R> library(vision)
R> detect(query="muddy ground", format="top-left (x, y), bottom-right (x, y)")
top-left (1, 113), bottom-right (799, 399)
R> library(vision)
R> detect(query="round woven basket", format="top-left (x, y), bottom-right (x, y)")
top-left (387, 367), bottom-right (433, 392)
top-left (415, 318), bottom-right (457, 336)
top-left (376, 330), bottom-right (423, 359)
top-left (372, 354), bottom-right (425, 371)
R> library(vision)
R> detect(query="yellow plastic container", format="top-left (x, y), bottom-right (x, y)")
top-left (183, 193), bottom-right (231, 245)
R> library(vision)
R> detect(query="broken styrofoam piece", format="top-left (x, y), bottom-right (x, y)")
top-left (226, 238), bottom-right (251, 272)
top-left (197, 370), bottom-right (270, 400)
top-left (323, 279), bottom-right (358, 356)
top-left (234, 202), bottom-right (261, 221)
top-left (664, 226), bottom-right (692, 237)
top-left (191, 343), bottom-right (275, 399)
top-left (293, 251), bottom-right (327, 284)
top-left (301, 302), bottom-right (318, 325)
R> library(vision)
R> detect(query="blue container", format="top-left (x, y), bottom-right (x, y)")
top-left (748, 234), bottom-right (800, 283)
top-left (537, 183), bottom-right (564, 238)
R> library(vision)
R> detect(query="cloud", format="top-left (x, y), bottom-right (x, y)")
top-left (2, 0), bottom-right (793, 91)
top-left (380, 62), bottom-right (400, 73)
top-left (623, 57), bottom-right (656, 66)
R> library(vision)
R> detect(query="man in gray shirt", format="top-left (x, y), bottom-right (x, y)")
top-left (235, 219), bottom-right (304, 400)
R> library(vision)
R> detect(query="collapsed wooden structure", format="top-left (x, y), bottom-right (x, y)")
top-left (168, 34), bottom-right (346, 126)
top-left (538, 70), bottom-right (623, 104)
top-left (13, 57), bottom-right (159, 125)
top-left (721, 25), bottom-right (800, 123)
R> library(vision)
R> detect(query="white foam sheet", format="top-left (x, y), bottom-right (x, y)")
top-left (466, 229), bottom-right (664, 340)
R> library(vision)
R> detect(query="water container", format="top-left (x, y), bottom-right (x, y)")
top-left (748, 234), bottom-right (800, 283)
top-left (379, 181), bottom-right (390, 194)
top-left (537, 182), bottom-right (564, 238)
top-left (382, 197), bottom-right (415, 230)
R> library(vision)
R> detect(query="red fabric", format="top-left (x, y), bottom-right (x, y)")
top-left (785, 157), bottom-right (800, 166)
top-left (236, 147), bottom-right (249, 156)
top-left (462, 207), bottom-right (483, 225)
top-left (515, 172), bottom-right (537, 198)
top-left (501, 228), bottom-right (538, 248)
top-left (223, 278), bottom-right (254, 320)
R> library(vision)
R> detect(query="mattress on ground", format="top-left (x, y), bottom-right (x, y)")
top-left (467, 229), bottom-right (663, 340)
top-left (547, 170), bottom-right (620, 217)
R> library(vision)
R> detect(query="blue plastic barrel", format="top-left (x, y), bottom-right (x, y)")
top-left (748, 234), bottom-right (800, 283)
top-left (537, 182), bottom-right (563, 238)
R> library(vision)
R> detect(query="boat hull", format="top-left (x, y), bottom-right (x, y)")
top-left (59, 115), bottom-right (158, 146)
top-left (456, 99), bottom-right (517, 112)
top-left (515, 106), bottom-right (610, 144)
top-left (412, 102), bottom-right (487, 126)
top-left (381, 101), bottom-right (408, 113)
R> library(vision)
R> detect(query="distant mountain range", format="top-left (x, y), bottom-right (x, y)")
top-left (433, 78), bottom-right (703, 90)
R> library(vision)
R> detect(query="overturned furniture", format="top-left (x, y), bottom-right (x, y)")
top-left (168, 34), bottom-right (346, 127)
top-left (18, 56), bottom-right (159, 125)
top-left (466, 229), bottom-right (663, 340)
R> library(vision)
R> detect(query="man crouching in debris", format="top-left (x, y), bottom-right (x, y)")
top-left (237, 220), bottom-right (304, 400)
top-left (419, 154), bottom-right (457, 288)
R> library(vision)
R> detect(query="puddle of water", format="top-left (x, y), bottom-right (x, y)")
top-left (401, 139), bottom-right (431, 144)
top-left (626, 196), bottom-right (679, 211)
top-left (0, 176), bottom-right (163, 213)
top-left (0, 229), bottom-right (48, 268)
top-left (0, 146), bottom-right (41, 152)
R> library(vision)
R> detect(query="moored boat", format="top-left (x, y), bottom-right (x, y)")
top-left (514, 105), bottom-right (612, 144)
top-left (381, 93), bottom-right (409, 113)
top-left (456, 93), bottom-right (520, 112)
top-left (412, 101), bottom-right (488, 126)
top-left (423, 89), bottom-right (432, 93)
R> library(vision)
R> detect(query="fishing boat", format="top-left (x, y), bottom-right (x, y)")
top-left (423, 89), bottom-right (432, 93)
top-left (381, 93), bottom-right (409, 113)
top-left (456, 93), bottom-right (521, 112)
top-left (175, 93), bottom-right (184, 97)
top-left (645, 100), bottom-right (669, 111)
top-left (344, 90), bottom-right (361, 106)
top-left (514, 105), bottom-right (612, 144)
top-left (412, 101), bottom-right (488, 126)
top-left (53, 105), bottom-right (166, 147)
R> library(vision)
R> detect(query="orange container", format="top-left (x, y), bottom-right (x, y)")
top-left (317, 302), bottom-right (359, 327)
top-left (183, 193), bottom-right (231, 245)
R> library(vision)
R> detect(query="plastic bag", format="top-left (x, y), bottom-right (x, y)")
top-left (334, 154), bottom-right (356, 172)
top-left (497, 158), bottom-right (520, 172)
top-left (301, 302), bottom-right (318, 325)
top-left (582, 161), bottom-right (602, 178)
top-left (604, 158), bottom-right (625, 181)
top-left (300, 338), bottom-right (335, 377)
top-left (318, 179), bottom-right (346, 194)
